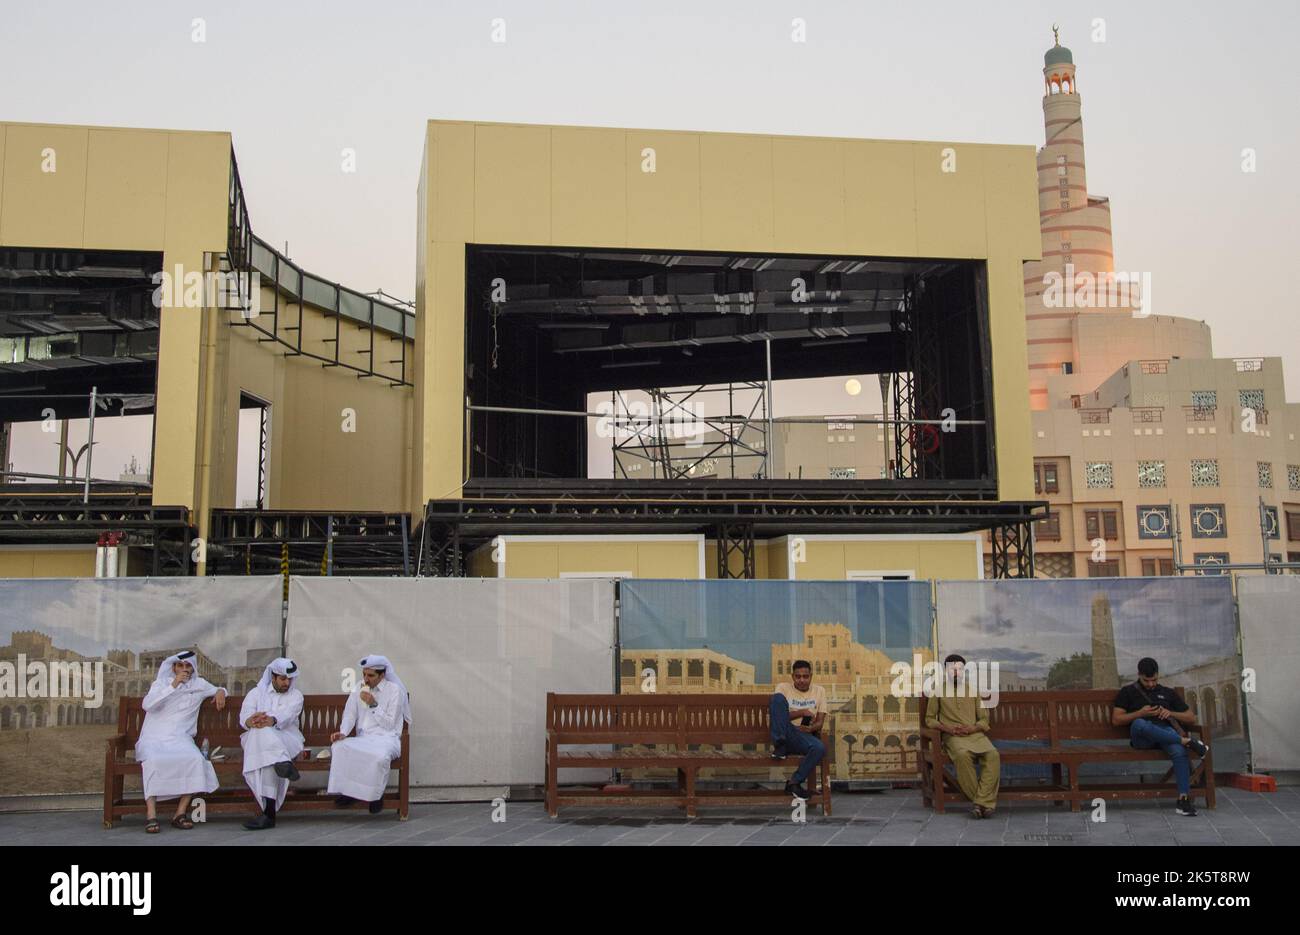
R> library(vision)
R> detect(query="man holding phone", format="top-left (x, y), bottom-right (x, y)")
top-left (770, 660), bottom-right (827, 802)
top-left (1111, 657), bottom-right (1209, 817)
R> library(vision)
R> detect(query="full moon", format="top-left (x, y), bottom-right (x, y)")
top-left (844, 378), bottom-right (862, 396)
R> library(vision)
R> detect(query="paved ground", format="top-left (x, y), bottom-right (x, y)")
top-left (3, 785), bottom-right (1297, 846)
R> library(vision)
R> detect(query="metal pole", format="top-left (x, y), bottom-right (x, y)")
top-left (764, 339), bottom-right (774, 480)
top-left (83, 386), bottom-right (97, 504)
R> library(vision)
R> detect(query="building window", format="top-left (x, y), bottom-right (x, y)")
top-left (1137, 506), bottom-right (1172, 539)
top-left (1287, 510), bottom-right (1300, 542)
top-left (1084, 509), bottom-right (1119, 541)
top-left (1190, 504), bottom-right (1227, 538)
top-left (1191, 390), bottom-right (1217, 409)
top-left (1035, 511), bottom-right (1062, 541)
top-left (1190, 459), bottom-right (1220, 488)
top-left (1141, 558), bottom-right (1175, 576)
top-left (1087, 560), bottom-right (1121, 577)
top-left (1264, 506), bottom-right (1280, 540)
top-left (1137, 460), bottom-right (1166, 488)
top-left (1289, 465), bottom-right (1300, 491)
top-left (1036, 553), bottom-right (1075, 578)
top-left (807, 636), bottom-right (814, 648)
top-left (1194, 553), bottom-right (1230, 576)
top-left (1288, 551), bottom-right (1300, 574)
top-left (1239, 389), bottom-right (1265, 411)
top-left (831, 636), bottom-right (837, 648)
top-left (831, 661), bottom-right (838, 675)
top-left (1259, 462), bottom-right (1273, 489)
top-left (1085, 461), bottom-right (1113, 489)
top-left (1041, 462), bottom-right (1059, 493)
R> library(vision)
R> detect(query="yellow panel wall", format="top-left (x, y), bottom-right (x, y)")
top-left (415, 121), bottom-right (1042, 508)
top-left (0, 548), bottom-right (97, 578)
top-left (773, 535), bottom-right (983, 581)
top-left (468, 537), bottom-right (703, 579)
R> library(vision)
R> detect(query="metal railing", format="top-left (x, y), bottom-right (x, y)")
top-left (225, 151), bottom-right (414, 387)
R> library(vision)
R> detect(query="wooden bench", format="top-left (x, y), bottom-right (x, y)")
top-left (103, 694), bottom-right (410, 828)
top-left (919, 688), bottom-right (1214, 813)
top-left (545, 692), bottom-right (831, 818)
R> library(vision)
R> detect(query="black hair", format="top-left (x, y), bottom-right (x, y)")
top-left (943, 653), bottom-right (966, 666)
top-left (792, 660), bottom-right (812, 673)
top-left (1137, 657), bottom-right (1159, 678)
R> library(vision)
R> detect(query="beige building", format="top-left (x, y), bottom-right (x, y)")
top-left (1015, 33), bottom-right (1300, 577)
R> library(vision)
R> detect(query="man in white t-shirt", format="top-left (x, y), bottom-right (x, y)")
top-left (770, 660), bottom-right (828, 801)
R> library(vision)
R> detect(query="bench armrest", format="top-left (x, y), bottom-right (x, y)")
top-left (105, 734), bottom-right (129, 759)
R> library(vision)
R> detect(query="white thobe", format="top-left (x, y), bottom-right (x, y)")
top-left (239, 685), bottom-right (305, 809)
top-left (326, 680), bottom-right (403, 802)
top-left (136, 677), bottom-right (222, 801)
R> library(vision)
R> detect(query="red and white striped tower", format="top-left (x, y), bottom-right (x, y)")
top-left (1023, 27), bottom-right (1132, 410)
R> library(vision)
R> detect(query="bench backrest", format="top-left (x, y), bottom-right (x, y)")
top-left (547, 693), bottom-right (777, 746)
top-left (929, 688), bottom-right (1188, 744)
top-left (115, 694), bottom-right (403, 751)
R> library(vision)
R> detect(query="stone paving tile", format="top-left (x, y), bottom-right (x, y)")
top-left (4, 786), bottom-right (1292, 846)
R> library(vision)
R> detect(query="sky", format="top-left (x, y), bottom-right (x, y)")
top-left (4, 0), bottom-right (1297, 481)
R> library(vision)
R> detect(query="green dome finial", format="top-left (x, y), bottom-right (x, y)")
top-left (1045, 26), bottom-right (1073, 66)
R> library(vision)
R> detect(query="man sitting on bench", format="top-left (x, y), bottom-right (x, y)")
top-left (770, 660), bottom-right (826, 802)
top-left (1111, 657), bottom-right (1209, 818)
top-left (328, 654), bottom-right (410, 814)
top-left (925, 654), bottom-right (1000, 819)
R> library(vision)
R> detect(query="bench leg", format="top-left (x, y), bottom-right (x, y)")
top-left (933, 761), bottom-right (946, 814)
top-left (545, 741), bottom-right (558, 818)
top-left (684, 768), bottom-right (697, 819)
top-left (821, 759), bottom-right (832, 817)
top-left (1052, 763), bottom-right (1064, 807)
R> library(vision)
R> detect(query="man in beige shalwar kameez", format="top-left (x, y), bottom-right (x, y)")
top-left (924, 653), bottom-right (1000, 818)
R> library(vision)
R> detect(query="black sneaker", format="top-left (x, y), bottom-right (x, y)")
top-left (771, 742), bottom-right (787, 761)
top-left (785, 781), bottom-right (810, 800)
top-left (1175, 796), bottom-right (1198, 817)
top-left (273, 760), bottom-right (301, 781)
top-left (1185, 738), bottom-right (1209, 758)
top-left (334, 795), bottom-right (355, 809)
top-left (368, 800), bottom-right (385, 815)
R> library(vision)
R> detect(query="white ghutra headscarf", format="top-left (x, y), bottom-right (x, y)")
top-left (151, 650), bottom-right (212, 693)
top-left (255, 657), bottom-right (299, 695)
top-left (359, 654), bottom-right (411, 725)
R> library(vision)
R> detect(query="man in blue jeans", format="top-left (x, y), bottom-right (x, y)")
top-left (770, 660), bottom-right (826, 801)
top-left (1111, 657), bottom-right (1210, 817)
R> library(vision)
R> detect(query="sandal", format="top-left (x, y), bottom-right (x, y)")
top-left (144, 818), bottom-right (160, 834)
top-left (170, 814), bottom-right (195, 830)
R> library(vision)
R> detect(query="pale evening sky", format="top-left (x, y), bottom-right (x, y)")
top-left (3, 0), bottom-right (1296, 483)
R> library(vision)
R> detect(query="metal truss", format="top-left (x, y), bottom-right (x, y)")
top-left (610, 383), bottom-right (768, 481)
top-left (988, 518), bottom-right (1036, 579)
top-left (206, 509), bottom-right (412, 577)
top-left (0, 491), bottom-right (194, 575)
top-left (419, 487), bottom-right (1046, 578)
top-left (715, 521), bottom-right (756, 578)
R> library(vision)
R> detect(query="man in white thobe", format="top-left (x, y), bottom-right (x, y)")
top-left (136, 650), bottom-right (227, 833)
top-left (327, 654), bottom-right (410, 815)
top-left (239, 657), bottom-right (305, 830)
